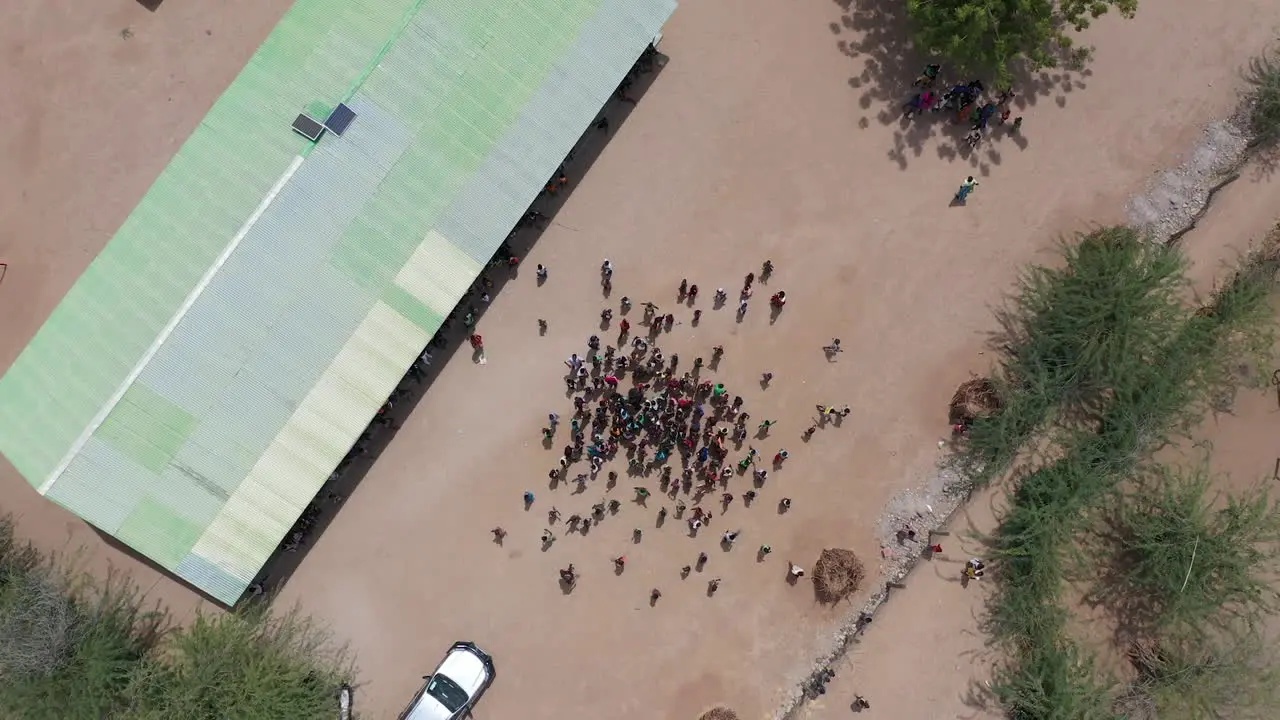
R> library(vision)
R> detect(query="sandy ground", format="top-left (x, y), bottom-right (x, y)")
top-left (4, 0), bottom-right (1280, 719)
top-left (800, 148), bottom-right (1280, 720)
top-left (277, 1), bottom-right (1280, 718)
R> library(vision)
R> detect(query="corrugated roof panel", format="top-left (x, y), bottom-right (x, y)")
top-left (116, 494), bottom-right (206, 569)
top-left (176, 430), bottom-right (257, 498)
top-left (175, 553), bottom-right (244, 605)
top-left (48, 441), bottom-right (152, 534)
top-left (0, 0), bottom-right (677, 604)
top-left (334, 98), bottom-right (415, 176)
top-left (394, 230), bottom-right (485, 316)
top-left (190, 487), bottom-right (285, 583)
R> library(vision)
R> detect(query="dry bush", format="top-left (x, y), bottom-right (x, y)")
top-left (698, 708), bottom-right (739, 720)
top-left (1112, 685), bottom-right (1158, 720)
top-left (949, 376), bottom-right (1002, 427)
top-left (0, 569), bottom-right (78, 678)
top-left (813, 548), bottom-right (866, 604)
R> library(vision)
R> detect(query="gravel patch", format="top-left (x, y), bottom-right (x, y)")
top-left (1125, 119), bottom-right (1249, 243)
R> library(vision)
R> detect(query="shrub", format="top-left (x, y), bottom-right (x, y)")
top-left (1244, 46), bottom-right (1280, 152)
top-left (1091, 463), bottom-right (1280, 641)
top-left (0, 560), bottom-right (166, 720)
top-left (970, 228), bottom-right (1279, 718)
top-left (124, 602), bottom-right (354, 720)
top-left (1128, 626), bottom-right (1280, 720)
top-left (962, 227), bottom-right (1190, 483)
top-left (0, 513), bottom-right (357, 720)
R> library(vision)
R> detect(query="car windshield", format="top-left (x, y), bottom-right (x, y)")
top-left (425, 674), bottom-right (469, 713)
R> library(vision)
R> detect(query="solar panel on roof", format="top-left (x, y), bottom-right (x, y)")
top-left (291, 114), bottom-right (325, 142)
top-left (324, 103), bottom-right (357, 135)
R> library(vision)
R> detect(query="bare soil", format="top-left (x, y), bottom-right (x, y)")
top-left (3, 0), bottom-right (1280, 718)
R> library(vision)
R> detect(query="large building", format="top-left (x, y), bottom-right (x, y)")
top-left (0, 0), bottom-right (674, 604)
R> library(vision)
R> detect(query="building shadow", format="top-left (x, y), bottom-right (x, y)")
top-left (246, 47), bottom-right (669, 607)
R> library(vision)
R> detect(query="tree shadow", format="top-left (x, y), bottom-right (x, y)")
top-left (1068, 506), bottom-right (1166, 649)
top-left (831, 0), bottom-right (1085, 169)
top-left (136, 0), bottom-right (163, 10)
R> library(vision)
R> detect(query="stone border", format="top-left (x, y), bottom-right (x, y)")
top-left (773, 466), bottom-right (973, 720)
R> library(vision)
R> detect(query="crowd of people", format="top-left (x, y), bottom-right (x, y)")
top-left (486, 260), bottom-right (836, 601)
top-left (903, 64), bottom-right (1023, 151)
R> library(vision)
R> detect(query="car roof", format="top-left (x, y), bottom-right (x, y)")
top-left (403, 691), bottom-right (452, 720)
top-left (402, 644), bottom-right (493, 720)
top-left (437, 646), bottom-right (489, 692)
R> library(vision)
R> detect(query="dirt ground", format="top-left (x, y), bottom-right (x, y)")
top-left (4, 1), bottom-right (1280, 720)
top-left (800, 141), bottom-right (1280, 720)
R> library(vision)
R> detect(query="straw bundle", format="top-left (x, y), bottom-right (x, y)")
top-left (813, 548), bottom-right (866, 604)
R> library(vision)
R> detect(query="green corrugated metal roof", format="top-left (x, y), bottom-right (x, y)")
top-left (0, 0), bottom-right (675, 604)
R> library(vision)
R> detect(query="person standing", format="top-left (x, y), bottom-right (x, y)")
top-left (954, 176), bottom-right (979, 204)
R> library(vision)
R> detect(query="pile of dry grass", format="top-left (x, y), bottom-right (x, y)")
top-left (812, 548), bottom-right (866, 604)
top-left (698, 707), bottom-right (739, 720)
top-left (948, 376), bottom-right (1002, 427)
top-left (1112, 687), bottom-right (1158, 720)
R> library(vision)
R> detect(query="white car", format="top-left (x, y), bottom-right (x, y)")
top-left (399, 642), bottom-right (496, 720)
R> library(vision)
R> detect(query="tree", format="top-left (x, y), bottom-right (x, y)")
top-left (905, 0), bottom-right (1139, 84)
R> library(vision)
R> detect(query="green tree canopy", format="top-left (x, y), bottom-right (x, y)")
top-left (905, 0), bottom-right (1138, 84)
